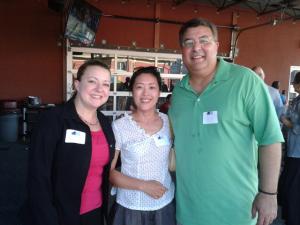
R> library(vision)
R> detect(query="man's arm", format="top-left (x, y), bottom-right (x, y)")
top-left (252, 143), bottom-right (282, 225)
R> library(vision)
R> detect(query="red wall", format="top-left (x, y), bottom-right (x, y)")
top-left (0, 0), bottom-right (299, 103)
top-left (92, 0), bottom-right (233, 54)
top-left (235, 11), bottom-right (300, 91)
top-left (0, 0), bottom-right (63, 104)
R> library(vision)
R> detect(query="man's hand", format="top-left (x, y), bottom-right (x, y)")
top-left (251, 192), bottom-right (277, 225)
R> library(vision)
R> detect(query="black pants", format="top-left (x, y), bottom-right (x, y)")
top-left (280, 157), bottom-right (300, 225)
top-left (80, 207), bottom-right (104, 225)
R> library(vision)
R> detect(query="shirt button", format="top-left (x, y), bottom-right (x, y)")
top-left (197, 98), bottom-right (200, 102)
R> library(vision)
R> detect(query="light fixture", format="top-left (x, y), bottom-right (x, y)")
top-left (193, 5), bottom-right (198, 13)
top-left (131, 41), bottom-right (137, 47)
top-left (101, 39), bottom-right (107, 45)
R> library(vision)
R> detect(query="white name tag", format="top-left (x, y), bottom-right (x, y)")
top-left (154, 135), bottom-right (170, 147)
top-left (203, 111), bottom-right (218, 124)
top-left (65, 129), bottom-right (86, 144)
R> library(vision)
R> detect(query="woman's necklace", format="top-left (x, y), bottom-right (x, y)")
top-left (78, 114), bottom-right (99, 126)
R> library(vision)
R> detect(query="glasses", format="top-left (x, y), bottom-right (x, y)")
top-left (182, 36), bottom-right (215, 48)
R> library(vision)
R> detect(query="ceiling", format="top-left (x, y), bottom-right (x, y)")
top-left (53, 0), bottom-right (300, 21)
top-left (174, 0), bottom-right (300, 20)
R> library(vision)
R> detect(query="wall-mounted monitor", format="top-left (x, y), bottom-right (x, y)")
top-left (64, 0), bottom-right (102, 45)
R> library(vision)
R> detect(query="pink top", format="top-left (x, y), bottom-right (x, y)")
top-left (80, 130), bottom-right (109, 215)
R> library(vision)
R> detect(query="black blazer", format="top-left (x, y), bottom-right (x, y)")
top-left (23, 99), bottom-right (115, 225)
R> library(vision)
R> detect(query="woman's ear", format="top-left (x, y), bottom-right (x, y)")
top-left (74, 79), bottom-right (79, 92)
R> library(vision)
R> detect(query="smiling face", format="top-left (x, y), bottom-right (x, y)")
top-left (132, 73), bottom-right (160, 113)
top-left (74, 65), bottom-right (111, 110)
top-left (181, 25), bottom-right (219, 77)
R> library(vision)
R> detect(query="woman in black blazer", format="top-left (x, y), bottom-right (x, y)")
top-left (24, 59), bottom-right (115, 225)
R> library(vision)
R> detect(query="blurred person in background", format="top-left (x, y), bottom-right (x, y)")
top-left (280, 72), bottom-right (300, 225)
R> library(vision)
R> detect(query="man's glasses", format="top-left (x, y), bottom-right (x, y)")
top-left (182, 36), bottom-right (215, 48)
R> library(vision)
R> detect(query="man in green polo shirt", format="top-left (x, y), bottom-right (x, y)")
top-left (168, 18), bottom-right (283, 225)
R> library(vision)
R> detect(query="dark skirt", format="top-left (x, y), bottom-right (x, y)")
top-left (279, 157), bottom-right (300, 225)
top-left (112, 200), bottom-right (176, 225)
top-left (80, 207), bottom-right (104, 225)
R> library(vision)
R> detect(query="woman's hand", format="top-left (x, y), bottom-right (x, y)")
top-left (140, 180), bottom-right (167, 199)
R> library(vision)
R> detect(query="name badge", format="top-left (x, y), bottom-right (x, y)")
top-left (65, 129), bottom-right (86, 144)
top-left (203, 111), bottom-right (218, 124)
top-left (154, 135), bottom-right (169, 147)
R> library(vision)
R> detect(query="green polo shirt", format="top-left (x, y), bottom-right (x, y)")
top-left (169, 58), bottom-right (284, 225)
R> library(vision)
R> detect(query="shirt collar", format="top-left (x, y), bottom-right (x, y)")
top-left (179, 57), bottom-right (232, 91)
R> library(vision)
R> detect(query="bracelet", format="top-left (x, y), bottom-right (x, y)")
top-left (258, 188), bottom-right (278, 195)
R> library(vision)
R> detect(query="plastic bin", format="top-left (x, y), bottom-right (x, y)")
top-left (0, 112), bottom-right (20, 142)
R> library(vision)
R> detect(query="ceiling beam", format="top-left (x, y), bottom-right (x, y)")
top-left (257, 7), bottom-right (282, 16)
top-left (172, 0), bottom-right (186, 6)
top-left (217, 0), bottom-right (247, 12)
top-left (262, 0), bottom-right (272, 13)
top-left (206, 0), bottom-right (219, 8)
top-left (244, 2), bottom-right (261, 14)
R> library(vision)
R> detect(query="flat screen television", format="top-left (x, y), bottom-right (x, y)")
top-left (65, 0), bottom-right (102, 45)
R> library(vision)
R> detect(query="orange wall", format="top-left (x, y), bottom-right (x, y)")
top-left (92, 0), bottom-right (233, 54)
top-left (0, 0), bottom-right (63, 104)
top-left (235, 11), bottom-right (300, 91)
top-left (0, 0), bottom-right (299, 103)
